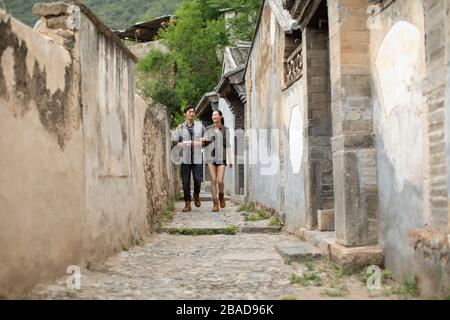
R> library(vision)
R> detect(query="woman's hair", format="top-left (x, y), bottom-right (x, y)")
top-left (213, 110), bottom-right (225, 125)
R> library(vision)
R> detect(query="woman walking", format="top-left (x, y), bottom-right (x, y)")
top-left (202, 110), bottom-right (233, 212)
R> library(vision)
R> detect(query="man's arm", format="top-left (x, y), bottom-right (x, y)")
top-left (171, 124), bottom-right (183, 149)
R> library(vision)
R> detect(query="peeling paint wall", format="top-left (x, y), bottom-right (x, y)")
top-left (282, 79), bottom-right (307, 231)
top-left (247, 3), bottom-right (283, 212)
top-left (0, 5), bottom-right (175, 297)
top-left (246, 2), bottom-right (311, 231)
top-left (0, 11), bottom-right (86, 296)
top-left (78, 12), bottom-right (148, 258)
top-left (370, 0), bottom-right (426, 282)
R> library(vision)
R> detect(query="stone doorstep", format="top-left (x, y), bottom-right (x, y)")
top-left (230, 195), bottom-right (247, 205)
top-left (329, 242), bottom-right (384, 273)
top-left (298, 228), bottom-right (336, 255)
top-left (296, 228), bottom-right (384, 271)
top-left (274, 242), bottom-right (323, 263)
top-left (318, 209), bottom-right (335, 232)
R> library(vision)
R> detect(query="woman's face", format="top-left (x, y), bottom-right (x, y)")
top-left (212, 111), bottom-right (222, 124)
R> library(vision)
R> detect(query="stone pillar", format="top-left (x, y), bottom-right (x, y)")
top-left (328, 0), bottom-right (378, 247)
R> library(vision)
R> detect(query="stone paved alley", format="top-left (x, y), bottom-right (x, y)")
top-left (28, 201), bottom-right (413, 300)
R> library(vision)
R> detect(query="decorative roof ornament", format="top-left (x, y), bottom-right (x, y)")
top-left (267, 0), bottom-right (300, 33)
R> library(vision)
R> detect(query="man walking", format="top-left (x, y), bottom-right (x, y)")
top-left (172, 106), bottom-right (206, 212)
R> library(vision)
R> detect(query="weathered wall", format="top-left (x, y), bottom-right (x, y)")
top-left (422, 0), bottom-right (450, 229)
top-left (370, 0), bottom-right (426, 283)
top-left (282, 79), bottom-right (307, 231)
top-left (143, 98), bottom-right (177, 228)
top-left (219, 97), bottom-right (235, 196)
top-left (79, 12), bottom-right (148, 258)
top-left (247, 3), bottom-right (282, 211)
top-left (0, 10), bottom-right (87, 296)
top-left (248, 1), bottom-right (309, 216)
top-left (128, 40), bottom-right (169, 60)
top-left (1, 3), bottom-right (176, 296)
top-left (407, 0), bottom-right (450, 296)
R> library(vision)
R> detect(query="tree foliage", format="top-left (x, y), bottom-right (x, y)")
top-left (137, 49), bottom-right (183, 126)
top-left (137, 0), bottom-right (261, 127)
top-left (137, 0), bottom-right (229, 126)
top-left (206, 0), bottom-right (262, 41)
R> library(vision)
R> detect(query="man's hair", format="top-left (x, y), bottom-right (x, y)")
top-left (183, 105), bottom-right (195, 114)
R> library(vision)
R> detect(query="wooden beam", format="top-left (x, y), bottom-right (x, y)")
top-left (299, 0), bottom-right (322, 29)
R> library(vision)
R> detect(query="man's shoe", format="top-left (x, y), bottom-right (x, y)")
top-left (219, 193), bottom-right (226, 208)
top-left (194, 194), bottom-right (201, 207)
top-left (182, 201), bottom-right (192, 212)
top-left (212, 200), bottom-right (219, 212)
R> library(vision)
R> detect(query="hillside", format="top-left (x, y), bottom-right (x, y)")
top-left (2, 0), bottom-right (181, 29)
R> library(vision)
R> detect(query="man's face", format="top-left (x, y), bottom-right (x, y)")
top-left (185, 108), bottom-right (195, 121)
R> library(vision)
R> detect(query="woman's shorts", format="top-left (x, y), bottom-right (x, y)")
top-left (208, 161), bottom-right (227, 167)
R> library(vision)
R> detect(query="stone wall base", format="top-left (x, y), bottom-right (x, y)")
top-left (329, 243), bottom-right (384, 273)
top-left (409, 228), bottom-right (450, 296)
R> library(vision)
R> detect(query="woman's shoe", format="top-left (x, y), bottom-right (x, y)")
top-left (219, 193), bottom-right (226, 208)
top-left (212, 199), bottom-right (219, 212)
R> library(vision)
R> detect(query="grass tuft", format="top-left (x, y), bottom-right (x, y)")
top-left (290, 271), bottom-right (322, 287)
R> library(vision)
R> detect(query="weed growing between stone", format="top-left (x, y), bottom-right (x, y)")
top-left (153, 200), bottom-right (176, 233)
top-left (269, 216), bottom-right (281, 226)
top-left (168, 225), bottom-right (237, 236)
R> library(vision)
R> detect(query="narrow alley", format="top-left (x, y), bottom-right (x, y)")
top-left (29, 198), bottom-right (409, 300)
top-left (2, 0), bottom-right (450, 301)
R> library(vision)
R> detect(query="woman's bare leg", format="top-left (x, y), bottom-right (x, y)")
top-left (207, 164), bottom-right (218, 200)
top-left (216, 165), bottom-right (226, 194)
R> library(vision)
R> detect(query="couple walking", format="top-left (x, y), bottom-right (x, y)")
top-left (172, 105), bottom-right (233, 213)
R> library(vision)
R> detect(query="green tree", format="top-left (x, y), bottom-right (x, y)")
top-left (137, 49), bottom-right (182, 126)
top-left (206, 0), bottom-right (261, 41)
top-left (138, 0), bottom-right (229, 126)
top-left (162, 0), bottom-right (229, 105)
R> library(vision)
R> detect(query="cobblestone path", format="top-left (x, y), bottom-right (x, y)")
top-left (29, 201), bottom-right (408, 300)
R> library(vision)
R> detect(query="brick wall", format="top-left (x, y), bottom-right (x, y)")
top-left (423, 0), bottom-right (449, 229)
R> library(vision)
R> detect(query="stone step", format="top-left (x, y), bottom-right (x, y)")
top-left (161, 225), bottom-right (282, 235)
top-left (240, 226), bottom-right (282, 234)
top-left (274, 242), bottom-right (323, 263)
top-left (160, 227), bottom-right (236, 235)
top-left (299, 229), bottom-right (336, 255)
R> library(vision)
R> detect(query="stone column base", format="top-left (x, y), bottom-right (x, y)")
top-left (330, 243), bottom-right (384, 273)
